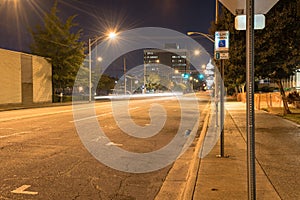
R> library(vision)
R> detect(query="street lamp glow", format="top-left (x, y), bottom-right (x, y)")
top-left (97, 57), bottom-right (103, 62)
top-left (187, 31), bottom-right (215, 43)
top-left (88, 31), bottom-right (118, 102)
top-left (194, 50), bottom-right (200, 56)
top-left (108, 32), bottom-right (117, 39)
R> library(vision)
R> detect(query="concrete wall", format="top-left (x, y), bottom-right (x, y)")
top-left (32, 56), bottom-right (52, 103)
top-left (0, 48), bottom-right (52, 105)
top-left (0, 49), bottom-right (22, 104)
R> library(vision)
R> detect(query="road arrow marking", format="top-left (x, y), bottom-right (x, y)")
top-left (106, 142), bottom-right (123, 146)
top-left (11, 185), bottom-right (38, 195)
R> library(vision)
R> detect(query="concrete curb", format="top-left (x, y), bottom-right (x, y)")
top-left (154, 103), bottom-right (211, 200)
top-left (181, 104), bottom-right (211, 200)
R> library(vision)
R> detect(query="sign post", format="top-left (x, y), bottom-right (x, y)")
top-left (246, 0), bottom-right (256, 199)
top-left (218, 0), bottom-right (279, 199)
top-left (214, 31), bottom-right (229, 158)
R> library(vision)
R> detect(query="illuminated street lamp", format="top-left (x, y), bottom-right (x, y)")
top-left (97, 56), bottom-right (103, 62)
top-left (188, 30), bottom-right (226, 158)
top-left (108, 31), bottom-right (117, 39)
top-left (194, 49), bottom-right (201, 56)
top-left (187, 32), bottom-right (215, 43)
top-left (88, 31), bottom-right (117, 102)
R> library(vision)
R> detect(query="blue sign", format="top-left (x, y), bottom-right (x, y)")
top-left (214, 31), bottom-right (229, 51)
top-left (218, 40), bottom-right (226, 48)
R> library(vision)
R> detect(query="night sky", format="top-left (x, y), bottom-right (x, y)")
top-left (0, 0), bottom-right (217, 77)
top-left (0, 0), bottom-right (216, 52)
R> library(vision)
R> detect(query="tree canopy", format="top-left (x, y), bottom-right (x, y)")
top-left (210, 0), bottom-right (300, 114)
top-left (29, 1), bottom-right (85, 91)
top-left (255, 0), bottom-right (300, 80)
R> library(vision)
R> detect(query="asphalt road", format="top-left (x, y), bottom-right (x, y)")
top-left (0, 93), bottom-right (211, 200)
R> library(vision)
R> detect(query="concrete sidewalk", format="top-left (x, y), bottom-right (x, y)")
top-left (156, 101), bottom-right (300, 200)
top-left (193, 102), bottom-right (277, 199)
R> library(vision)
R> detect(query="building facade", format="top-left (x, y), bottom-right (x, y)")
top-left (0, 48), bottom-right (52, 105)
top-left (143, 44), bottom-right (189, 86)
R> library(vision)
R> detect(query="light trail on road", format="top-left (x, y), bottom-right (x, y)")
top-left (0, 93), bottom-right (211, 199)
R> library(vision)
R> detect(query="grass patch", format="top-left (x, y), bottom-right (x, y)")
top-left (283, 112), bottom-right (300, 125)
top-left (263, 107), bottom-right (300, 125)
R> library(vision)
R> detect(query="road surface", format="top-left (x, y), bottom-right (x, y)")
top-left (0, 93), bottom-right (211, 200)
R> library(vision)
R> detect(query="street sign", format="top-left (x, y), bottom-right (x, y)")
top-left (214, 31), bottom-right (229, 52)
top-left (235, 14), bottom-right (265, 30)
top-left (215, 31), bottom-right (229, 60)
top-left (219, 0), bottom-right (279, 15)
top-left (215, 51), bottom-right (229, 60)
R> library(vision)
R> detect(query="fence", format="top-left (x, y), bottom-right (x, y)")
top-left (236, 92), bottom-right (299, 110)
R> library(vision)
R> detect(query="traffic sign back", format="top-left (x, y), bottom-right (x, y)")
top-left (219, 0), bottom-right (279, 15)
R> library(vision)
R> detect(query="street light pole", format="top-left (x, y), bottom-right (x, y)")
top-left (215, 0), bottom-right (219, 24)
top-left (88, 31), bottom-right (117, 101)
top-left (187, 31), bottom-right (227, 157)
top-left (88, 38), bottom-right (92, 102)
top-left (187, 32), bottom-right (215, 43)
top-left (124, 57), bottom-right (126, 95)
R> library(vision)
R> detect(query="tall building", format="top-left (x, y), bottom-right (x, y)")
top-left (143, 44), bottom-right (189, 85)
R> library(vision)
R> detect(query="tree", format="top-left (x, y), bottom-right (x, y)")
top-left (146, 73), bottom-right (161, 91)
top-left (210, 1), bottom-right (300, 114)
top-left (255, 0), bottom-right (300, 114)
top-left (96, 74), bottom-right (117, 95)
top-left (29, 1), bottom-right (85, 93)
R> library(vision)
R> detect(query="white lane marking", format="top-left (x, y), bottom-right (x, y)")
top-left (70, 107), bottom-right (140, 123)
top-left (11, 185), bottom-right (38, 195)
top-left (0, 104), bottom-right (110, 123)
top-left (106, 142), bottom-right (123, 146)
top-left (70, 112), bottom-right (112, 123)
top-left (0, 131), bottom-right (31, 139)
top-left (0, 97), bottom-right (174, 123)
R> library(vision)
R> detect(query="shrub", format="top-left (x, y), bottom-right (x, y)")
top-left (287, 91), bottom-right (300, 104)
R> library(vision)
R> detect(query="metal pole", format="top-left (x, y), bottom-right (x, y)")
top-left (215, 0), bottom-right (219, 24)
top-left (215, 70), bottom-right (219, 129)
top-left (220, 60), bottom-right (225, 157)
top-left (88, 38), bottom-right (92, 102)
top-left (124, 57), bottom-right (126, 95)
top-left (215, 0), bottom-right (225, 158)
top-left (143, 64), bottom-right (146, 94)
top-left (215, 0), bottom-right (219, 140)
top-left (246, 0), bottom-right (256, 199)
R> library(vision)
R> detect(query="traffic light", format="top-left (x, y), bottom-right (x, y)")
top-left (182, 73), bottom-right (190, 79)
top-left (198, 73), bottom-right (205, 80)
